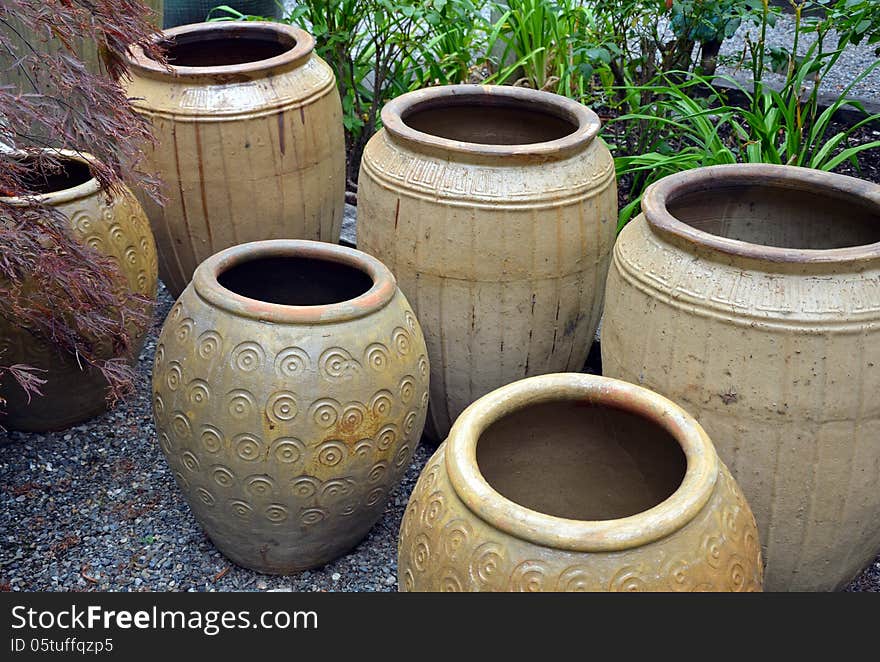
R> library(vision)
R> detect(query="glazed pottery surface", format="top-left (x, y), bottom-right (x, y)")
top-left (357, 84), bottom-right (617, 440)
top-left (152, 240), bottom-right (429, 573)
top-left (124, 21), bottom-right (345, 297)
top-left (602, 164), bottom-right (880, 591)
top-left (0, 151), bottom-right (158, 432)
top-left (398, 373), bottom-right (762, 592)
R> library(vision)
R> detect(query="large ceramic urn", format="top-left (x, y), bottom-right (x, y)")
top-left (0, 150), bottom-right (158, 431)
top-left (123, 21), bottom-right (345, 297)
top-left (152, 240), bottom-right (429, 573)
top-left (602, 164), bottom-right (880, 591)
top-left (398, 373), bottom-right (763, 592)
top-left (357, 84), bottom-right (617, 440)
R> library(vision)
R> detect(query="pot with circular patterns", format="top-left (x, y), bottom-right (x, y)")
top-left (357, 84), bottom-right (617, 440)
top-left (601, 164), bottom-right (880, 591)
top-left (123, 21), bottom-right (345, 297)
top-left (0, 149), bottom-right (158, 432)
top-left (398, 373), bottom-right (762, 592)
top-left (152, 240), bottom-right (429, 573)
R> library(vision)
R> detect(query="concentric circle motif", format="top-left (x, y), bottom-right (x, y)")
top-left (404, 310), bottom-right (417, 332)
top-left (417, 355), bottom-right (429, 381)
top-left (370, 391), bottom-right (393, 418)
top-left (245, 475), bottom-right (276, 499)
top-left (212, 465), bottom-right (236, 488)
top-left (364, 343), bottom-right (390, 371)
top-left (291, 476), bottom-right (320, 499)
top-left (469, 542), bottom-right (506, 588)
top-left (308, 399), bottom-right (341, 428)
top-left (228, 499), bottom-right (253, 519)
top-left (319, 347), bottom-right (361, 380)
top-left (165, 362), bottom-right (182, 391)
top-left (199, 425), bottom-right (224, 454)
top-left (158, 432), bottom-right (173, 454)
top-left (392, 327), bottom-right (411, 356)
top-left (300, 508), bottom-right (326, 527)
top-left (275, 346), bottom-right (310, 377)
top-left (398, 376), bottom-right (416, 403)
top-left (233, 433), bottom-right (263, 461)
top-left (196, 330), bottom-right (222, 359)
top-left (403, 411), bottom-right (418, 435)
top-left (508, 561), bottom-right (547, 592)
top-left (196, 487), bottom-right (216, 507)
top-left (394, 445), bottom-right (411, 469)
top-left (320, 479), bottom-right (354, 502)
top-left (175, 318), bottom-right (194, 343)
top-left (439, 569), bottom-right (463, 592)
top-left (231, 341), bottom-right (265, 372)
top-left (365, 486), bottom-right (386, 507)
top-left (70, 210), bottom-right (93, 234)
top-left (226, 389), bottom-right (257, 420)
top-left (556, 566), bottom-right (595, 592)
top-left (153, 393), bottom-right (166, 422)
top-left (441, 520), bottom-right (472, 561)
top-left (354, 439), bottom-right (373, 457)
top-left (265, 504), bottom-right (289, 524)
top-left (368, 462), bottom-right (388, 484)
top-left (186, 379), bottom-right (210, 406)
top-left (181, 451), bottom-right (200, 473)
top-left (412, 534), bottom-right (431, 572)
top-left (270, 437), bottom-right (304, 464)
top-left (376, 424), bottom-right (398, 451)
top-left (266, 391), bottom-right (298, 424)
top-left (421, 490), bottom-right (445, 528)
top-left (153, 344), bottom-right (165, 369)
top-left (609, 566), bottom-right (648, 592)
top-left (170, 411), bottom-right (192, 439)
top-left (339, 402), bottom-right (367, 433)
top-left (317, 440), bottom-right (346, 467)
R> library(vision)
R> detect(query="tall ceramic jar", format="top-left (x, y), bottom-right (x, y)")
top-left (0, 150), bottom-right (158, 431)
top-left (357, 85), bottom-right (617, 440)
top-left (602, 164), bottom-right (880, 591)
top-left (123, 21), bottom-right (345, 297)
top-left (152, 240), bottom-right (429, 573)
top-left (399, 373), bottom-right (763, 592)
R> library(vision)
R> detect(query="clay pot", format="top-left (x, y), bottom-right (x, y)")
top-left (398, 373), bottom-right (762, 592)
top-left (601, 164), bottom-right (880, 591)
top-left (0, 150), bottom-right (158, 431)
top-left (152, 240), bottom-right (429, 573)
top-left (123, 21), bottom-right (345, 297)
top-left (357, 84), bottom-right (617, 440)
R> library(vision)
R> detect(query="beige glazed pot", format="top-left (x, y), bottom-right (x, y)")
top-left (0, 150), bottom-right (158, 432)
top-left (123, 21), bottom-right (345, 297)
top-left (357, 85), bottom-right (617, 440)
top-left (398, 373), bottom-right (763, 591)
top-left (152, 240), bottom-right (429, 573)
top-left (602, 164), bottom-right (880, 591)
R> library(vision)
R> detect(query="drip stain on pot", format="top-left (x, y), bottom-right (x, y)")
top-left (475, 401), bottom-right (686, 521)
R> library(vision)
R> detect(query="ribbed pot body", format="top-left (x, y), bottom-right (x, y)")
top-left (358, 85), bottom-right (617, 439)
top-left (124, 22), bottom-right (345, 297)
top-left (601, 165), bottom-right (880, 591)
top-left (152, 241), bottom-right (429, 573)
top-left (398, 374), bottom-right (762, 591)
top-left (0, 152), bottom-right (158, 432)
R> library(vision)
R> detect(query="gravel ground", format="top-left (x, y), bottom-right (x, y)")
top-left (0, 284), bottom-right (432, 592)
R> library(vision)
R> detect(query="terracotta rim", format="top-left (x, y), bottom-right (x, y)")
top-left (0, 148), bottom-right (99, 206)
top-left (381, 84), bottom-right (600, 161)
top-left (643, 163), bottom-right (880, 264)
top-left (445, 373), bottom-right (719, 552)
top-left (124, 21), bottom-right (314, 81)
top-left (193, 240), bottom-right (397, 324)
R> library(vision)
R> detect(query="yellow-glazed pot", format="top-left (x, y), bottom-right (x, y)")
top-left (0, 150), bottom-right (158, 432)
top-left (602, 164), bottom-right (880, 591)
top-left (124, 21), bottom-right (345, 297)
top-left (398, 373), bottom-right (762, 592)
top-left (357, 85), bottom-right (617, 440)
top-left (152, 240), bottom-right (429, 573)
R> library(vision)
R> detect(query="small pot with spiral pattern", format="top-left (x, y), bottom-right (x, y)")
top-left (0, 149), bottom-right (158, 432)
top-left (152, 240), bottom-right (429, 573)
top-left (398, 373), bottom-right (763, 591)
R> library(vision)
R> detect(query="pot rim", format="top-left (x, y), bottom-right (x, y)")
top-left (643, 164), bottom-right (880, 264)
top-left (124, 21), bottom-right (314, 82)
top-left (193, 239), bottom-right (397, 324)
top-left (380, 84), bottom-right (600, 161)
top-left (445, 373), bottom-right (720, 552)
top-left (0, 148), bottom-right (99, 206)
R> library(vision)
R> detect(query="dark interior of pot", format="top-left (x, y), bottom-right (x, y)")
top-left (403, 97), bottom-right (578, 145)
top-left (669, 183), bottom-right (880, 249)
top-left (217, 256), bottom-right (373, 306)
top-left (476, 401), bottom-right (687, 521)
top-left (18, 157), bottom-right (92, 195)
top-left (162, 29), bottom-right (295, 67)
